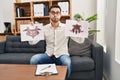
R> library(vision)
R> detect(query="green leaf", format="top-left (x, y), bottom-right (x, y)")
top-left (85, 14), bottom-right (97, 22)
top-left (74, 13), bottom-right (84, 20)
top-left (88, 29), bottom-right (100, 35)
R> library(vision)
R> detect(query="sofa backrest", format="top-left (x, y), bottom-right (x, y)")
top-left (5, 35), bottom-right (46, 53)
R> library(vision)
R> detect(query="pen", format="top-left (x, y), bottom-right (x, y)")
top-left (40, 65), bottom-right (51, 71)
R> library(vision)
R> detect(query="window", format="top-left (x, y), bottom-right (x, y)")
top-left (115, 0), bottom-right (120, 64)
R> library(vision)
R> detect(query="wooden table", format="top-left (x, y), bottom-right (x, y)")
top-left (0, 64), bottom-right (67, 80)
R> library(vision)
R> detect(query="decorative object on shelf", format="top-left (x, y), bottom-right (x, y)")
top-left (4, 22), bottom-right (11, 33)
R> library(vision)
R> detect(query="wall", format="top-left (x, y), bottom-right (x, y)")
top-left (0, 0), bottom-right (15, 23)
top-left (72, 0), bottom-right (96, 29)
top-left (103, 0), bottom-right (120, 80)
top-left (96, 0), bottom-right (106, 46)
top-left (0, 0), bottom-right (96, 28)
top-left (115, 0), bottom-right (120, 64)
top-left (0, 0), bottom-right (15, 32)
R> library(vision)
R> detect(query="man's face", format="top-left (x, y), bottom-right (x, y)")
top-left (49, 8), bottom-right (61, 23)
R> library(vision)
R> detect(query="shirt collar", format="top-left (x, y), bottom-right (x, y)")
top-left (49, 22), bottom-right (62, 29)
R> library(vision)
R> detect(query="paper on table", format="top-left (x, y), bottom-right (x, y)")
top-left (65, 20), bottom-right (89, 38)
top-left (35, 64), bottom-right (58, 76)
top-left (20, 23), bottom-right (44, 41)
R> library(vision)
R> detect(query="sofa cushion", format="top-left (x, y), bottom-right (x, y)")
top-left (0, 41), bottom-right (5, 54)
top-left (0, 53), bottom-right (37, 64)
top-left (5, 36), bottom-right (46, 53)
top-left (71, 56), bottom-right (94, 72)
top-left (69, 71), bottom-right (94, 80)
top-left (68, 38), bottom-right (91, 57)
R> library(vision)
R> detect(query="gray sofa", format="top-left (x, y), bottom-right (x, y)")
top-left (0, 35), bottom-right (103, 80)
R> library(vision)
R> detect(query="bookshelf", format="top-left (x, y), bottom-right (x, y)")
top-left (14, 0), bottom-right (72, 35)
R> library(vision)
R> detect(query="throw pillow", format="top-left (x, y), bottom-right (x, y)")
top-left (68, 38), bottom-right (92, 57)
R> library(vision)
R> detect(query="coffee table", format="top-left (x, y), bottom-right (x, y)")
top-left (0, 64), bottom-right (67, 80)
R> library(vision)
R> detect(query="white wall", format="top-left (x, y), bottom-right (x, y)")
top-left (103, 0), bottom-right (120, 80)
top-left (115, 0), bottom-right (120, 64)
top-left (72, 0), bottom-right (96, 29)
top-left (96, 0), bottom-right (106, 47)
top-left (0, 0), bottom-right (15, 23)
top-left (0, 0), bottom-right (15, 32)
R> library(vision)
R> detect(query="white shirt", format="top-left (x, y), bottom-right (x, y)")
top-left (29, 22), bottom-right (85, 58)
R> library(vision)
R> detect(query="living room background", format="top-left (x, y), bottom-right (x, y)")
top-left (0, 0), bottom-right (96, 28)
top-left (1, 0), bottom-right (120, 80)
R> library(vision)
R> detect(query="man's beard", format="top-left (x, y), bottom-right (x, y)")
top-left (51, 18), bottom-right (60, 23)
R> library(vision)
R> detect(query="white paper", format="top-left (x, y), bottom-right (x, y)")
top-left (0, 22), bottom-right (5, 33)
top-left (65, 20), bottom-right (89, 38)
top-left (20, 23), bottom-right (44, 41)
top-left (35, 64), bottom-right (58, 76)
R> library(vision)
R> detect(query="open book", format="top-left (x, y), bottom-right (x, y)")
top-left (35, 64), bottom-right (58, 76)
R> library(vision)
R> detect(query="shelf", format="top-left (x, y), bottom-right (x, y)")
top-left (14, 0), bottom-right (72, 34)
top-left (33, 16), bottom-right (49, 19)
top-left (0, 33), bottom-right (13, 35)
top-left (15, 17), bottom-right (31, 20)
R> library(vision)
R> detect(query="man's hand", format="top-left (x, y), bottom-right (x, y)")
top-left (70, 24), bottom-right (83, 34)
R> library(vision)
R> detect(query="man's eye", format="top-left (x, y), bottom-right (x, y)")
top-left (50, 11), bottom-right (60, 15)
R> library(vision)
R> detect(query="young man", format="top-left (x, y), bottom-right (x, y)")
top-left (29, 5), bottom-right (84, 79)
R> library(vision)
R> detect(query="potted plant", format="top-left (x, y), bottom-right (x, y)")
top-left (74, 13), bottom-right (100, 40)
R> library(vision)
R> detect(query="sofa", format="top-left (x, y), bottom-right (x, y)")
top-left (0, 35), bottom-right (103, 80)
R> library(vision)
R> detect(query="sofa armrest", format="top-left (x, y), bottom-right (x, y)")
top-left (91, 41), bottom-right (103, 80)
top-left (0, 41), bottom-right (5, 54)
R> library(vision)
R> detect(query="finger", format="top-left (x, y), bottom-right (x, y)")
top-left (75, 30), bottom-right (77, 34)
top-left (78, 29), bottom-right (80, 33)
top-left (30, 21), bottom-right (34, 26)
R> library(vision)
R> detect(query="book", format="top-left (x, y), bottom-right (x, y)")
top-left (44, 5), bottom-right (49, 16)
top-left (58, 2), bottom-right (69, 15)
top-left (35, 64), bottom-right (58, 76)
top-left (16, 7), bottom-right (24, 17)
top-left (34, 4), bottom-right (44, 17)
top-left (65, 20), bottom-right (89, 38)
top-left (20, 23), bottom-right (44, 41)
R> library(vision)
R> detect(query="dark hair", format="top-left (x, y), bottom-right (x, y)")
top-left (49, 4), bottom-right (61, 12)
